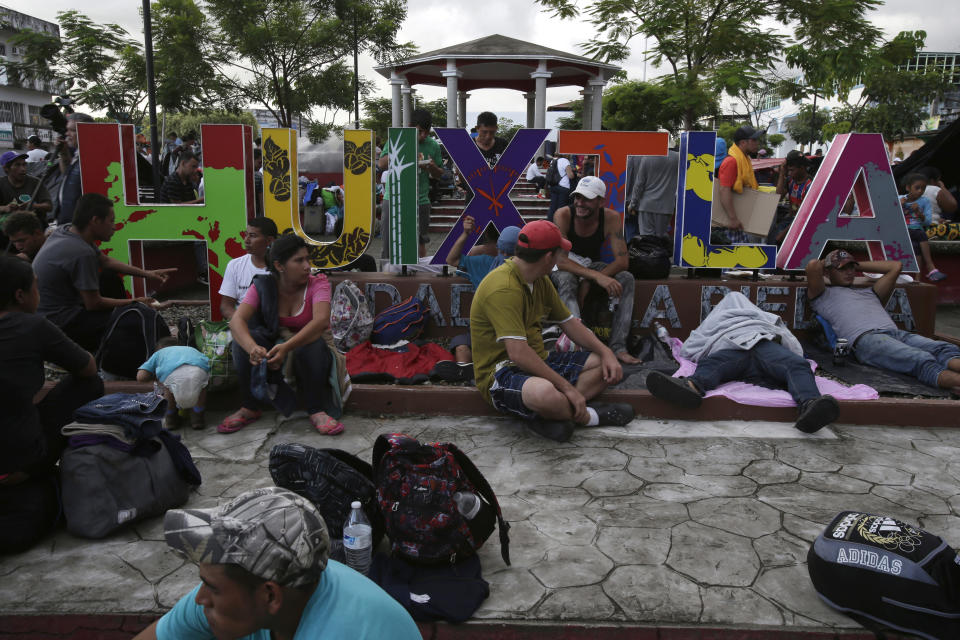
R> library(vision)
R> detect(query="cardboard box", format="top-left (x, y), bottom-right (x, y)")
top-left (712, 182), bottom-right (780, 237)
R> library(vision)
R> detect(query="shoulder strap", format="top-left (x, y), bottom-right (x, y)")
top-left (447, 443), bottom-right (511, 566)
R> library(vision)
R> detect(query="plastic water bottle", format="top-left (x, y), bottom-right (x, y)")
top-left (343, 501), bottom-right (372, 575)
top-left (453, 491), bottom-right (481, 519)
top-left (653, 321), bottom-right (673, 356)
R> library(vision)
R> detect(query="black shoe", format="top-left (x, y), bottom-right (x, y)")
top-left (588, 402), bottom-right (636, 426)
top-left (431, 360), bottom-right (474, 383)
top-left (795, 395), bottom-right (839, 433)
top-left (646, 371), bottom-right (703, 408)
top-left (528, 419), bottom-right (575, 442)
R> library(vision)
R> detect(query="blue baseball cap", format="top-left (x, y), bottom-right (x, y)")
top-left (1, 151), bottom-right (28, 167)
top-left (496, 226), bottom-right (521, 256)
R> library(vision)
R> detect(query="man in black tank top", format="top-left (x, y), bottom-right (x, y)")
top-left (550, 177), bottom-right (641, 365)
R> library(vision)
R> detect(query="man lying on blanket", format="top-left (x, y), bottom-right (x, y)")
top-left (645, 292), bottom-right (839, 433)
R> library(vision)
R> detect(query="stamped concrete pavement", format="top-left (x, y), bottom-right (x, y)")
top-left (3, 410), bottom-right (959, 635)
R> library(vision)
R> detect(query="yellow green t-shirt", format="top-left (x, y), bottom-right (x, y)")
top-left (469, 259), bottom-right (572, 404)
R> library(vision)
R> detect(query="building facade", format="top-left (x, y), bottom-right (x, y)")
top-left (0, 7), bottom-right (61, 150)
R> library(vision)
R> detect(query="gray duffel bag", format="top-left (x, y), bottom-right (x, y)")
top-left (60, 438), bottom-right (192, 539)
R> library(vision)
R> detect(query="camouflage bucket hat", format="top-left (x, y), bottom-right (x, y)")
top-left (164, 487), bottom-right (329, 588)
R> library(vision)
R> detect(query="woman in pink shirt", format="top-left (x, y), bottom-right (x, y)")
top-left (221, 234), bottom-right (344, 434)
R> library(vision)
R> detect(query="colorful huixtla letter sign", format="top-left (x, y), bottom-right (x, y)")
top-left (556, 130), bottom-right (669, 213)
top-left (430, 128), bottom-right (549, 265)
top-left (262, 127), bottom-right (375, 269)
top-left (674, 131), bottom-right (777, 269)
top-left (776, 133), bottom-right (918, 271)
top-left (383, 127), bottom-right (419, 265)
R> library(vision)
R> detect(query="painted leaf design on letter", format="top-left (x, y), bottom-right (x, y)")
top-left (263, 136), bottom-right (291, 202)
top-left (343, 141), bottom-right (372, 176)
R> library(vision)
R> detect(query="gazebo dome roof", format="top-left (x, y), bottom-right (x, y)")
top-left (374, 34), bottom-right (619, 92)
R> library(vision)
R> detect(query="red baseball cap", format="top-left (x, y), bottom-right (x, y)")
top-left (517, 220), bottom-right (572, 252)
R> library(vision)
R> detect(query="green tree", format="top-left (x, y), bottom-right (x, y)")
top-left (203, 0), bottom-right (411, 129)
top-left (785, 105), bottom-right (830, 149)
top-left (4, 10), bottom-right (147, 123)
top-left (536, 0), bottom-right (784, 129)
top-left (602, 80), bottom-right (690, 134)
top-left (360, 96), bottom-right (392, 140)
top-left (555, 101), bottom-right (583, 131)
top-left (141, 109), bottom-right (259, 141)
top-left (151, 0), bottom-right (235, 112)
top-left (497, 117), bottom-right (522, 142)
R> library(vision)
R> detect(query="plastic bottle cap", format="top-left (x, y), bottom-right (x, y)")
top-left (351, 501), bottom-right (361, 508)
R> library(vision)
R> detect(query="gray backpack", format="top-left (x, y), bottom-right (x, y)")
top-left (60, 438), bottom-right (192, 539)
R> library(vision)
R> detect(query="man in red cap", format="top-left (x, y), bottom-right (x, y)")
top-left (469, 219), bottom-right (635, 442)
top-left (807, 250), bottom-right (960, 392)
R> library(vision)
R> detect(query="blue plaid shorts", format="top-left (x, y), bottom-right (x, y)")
top-left (489, 351), bottom-right (590, 419)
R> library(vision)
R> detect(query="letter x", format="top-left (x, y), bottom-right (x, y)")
top-left (429, 128), bottom-right (549, 265)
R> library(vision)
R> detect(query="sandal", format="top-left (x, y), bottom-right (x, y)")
top-left (217, 409), bottom-right (262, 434)
top-left (927, 269), bottom-right (947, 282)
top-left (310, 412), bottom-right (345, 435)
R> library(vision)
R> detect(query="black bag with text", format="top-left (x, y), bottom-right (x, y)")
top-left (808, 510), bottom-right (960, 639)
top-left (545, 159), bottom-right (561, 187)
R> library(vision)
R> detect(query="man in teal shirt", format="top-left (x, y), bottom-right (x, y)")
top-left (378, 109), bottom-right (443, 258)
top-left (133, 487), bottom-right (422, 640)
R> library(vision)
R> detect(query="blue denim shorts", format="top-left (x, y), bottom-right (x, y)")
top-left (489, 351), bottom-right (590, 419)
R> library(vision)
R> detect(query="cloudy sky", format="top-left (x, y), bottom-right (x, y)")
top-left (5, 0), bottom-right (959, 125)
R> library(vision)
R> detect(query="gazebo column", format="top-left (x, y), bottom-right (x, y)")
top-left (389, 71), bottom-right (403, 128)
top-left (581, 87), bottom-right (593, 130)
top-left (590, 77), bottom-right (606, 130)
top-left (530, 60), bottom-right (551, 129)
top-left (458, 91), bottom-right (468, 128)
top-left (401, 81), bottom-right (413, 127)
top-left (441, 59), bottom-right (461, 128)
top-left (525, 92), bottom-right (536, 128)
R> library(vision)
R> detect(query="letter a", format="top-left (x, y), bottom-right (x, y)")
top-left (777, 133), bottom-right (918, 271)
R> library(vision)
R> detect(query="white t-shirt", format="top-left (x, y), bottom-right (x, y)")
top-left (924, 185), bottom-right (942, 223)
top-left (26, 148), bottom-right (47, 163)
top-left (557, 157), bottom-right (571, 188)
top-left (218, 253), bottom-right (269, 302)
top-left (526, 163), bottom-right (544, 181)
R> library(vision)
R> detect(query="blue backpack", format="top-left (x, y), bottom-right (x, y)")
top-left (371, 296), bottom-right (428, 345)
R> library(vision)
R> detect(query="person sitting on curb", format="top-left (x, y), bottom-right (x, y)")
top-left (645, 292), bottom-right (839, 433)
top-left (219, 217), bottom-right (278, 321)
top-left (550, 176), bottom-right (641, 366)
top-left (444, 214), bottom-right (521, 366)
top-left (2, 210), bottom-right (50, 261)
top-left (33, 193), bottom-right (175, 354)
top-left (470, 219), bottom-right (635, 442)
top-left (222, 234), bottom-right (347, 435)
top-left (807, 250), bottom-right (960, 393)
top-left (132, 487), bottom-right (422, 640)
top-left (0, 256), bottom-right (103, 553)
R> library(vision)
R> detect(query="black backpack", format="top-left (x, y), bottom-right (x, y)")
top-left (96, 302), bottom-right (171, 378)
top-left (628, 235), bottom-right (672, 279)
top-left (545, 159), bottom-right (561, 187)
top-left (808, 510), bottom-right (960, 639)
top-left (372, 433), bottom-right (510, 566)
top-left (269, 443), bottom-right (385, 547)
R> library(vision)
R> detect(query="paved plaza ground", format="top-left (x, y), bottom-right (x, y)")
top-left (3, 406), bottom-right (960, 635)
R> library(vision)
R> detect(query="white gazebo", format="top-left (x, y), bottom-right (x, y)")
top-left (374, 34), bottom-right (620, 131)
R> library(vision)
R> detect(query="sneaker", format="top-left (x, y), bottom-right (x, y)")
top-left (163, 411), bottom-right (181, 431)
top-left (528, 419), bottom-right (575, 442)
top-left (795, 395), bottom-right (839, 433)
top-left (645, 371), bottom-right (703, 408)
top-left (588, 402), bottom-right (636, 426)
top-left (189, 409), bottom-right (206, 430)
top-left (431, 360), bottom-right (474, 383)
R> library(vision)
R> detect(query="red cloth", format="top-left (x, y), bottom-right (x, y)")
top-left (718, 155), bottom-right (738, 188)
top-left (346, 341), bottom-right (453, 379)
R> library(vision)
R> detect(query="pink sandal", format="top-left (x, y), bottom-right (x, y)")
top-left (310, 413), bottom-right (344, 435)
top-left (217, 409), bottom-right (262, 434)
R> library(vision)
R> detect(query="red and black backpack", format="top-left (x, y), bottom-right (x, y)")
top-left (372, 433), bottom-right (510, 566)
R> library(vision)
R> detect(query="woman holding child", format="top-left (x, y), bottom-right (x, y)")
top-left (0, 256), bottom-right (103, 552)
top-left (219, 234), bottom-right (347, 435)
